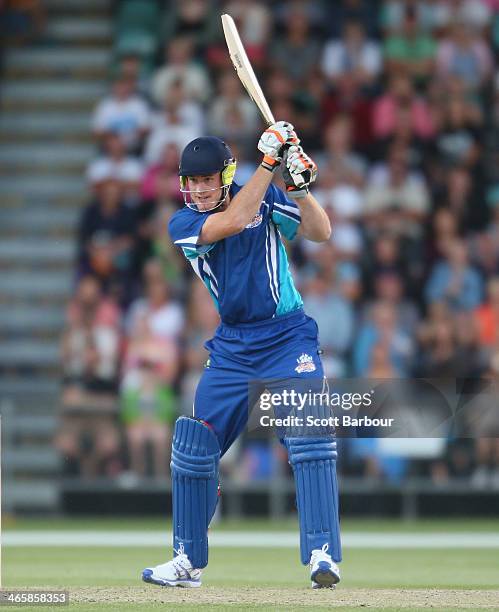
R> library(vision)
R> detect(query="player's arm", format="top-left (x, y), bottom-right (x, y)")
top-left (199, 122), bottom-right (297, 244)
top-left (282, 145), bottom-right (331, 243)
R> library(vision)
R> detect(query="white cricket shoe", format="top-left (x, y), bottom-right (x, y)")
top-left (309, 543), bottom-right (340, 589)
top-left (142, 543), bottom-right (202, 588)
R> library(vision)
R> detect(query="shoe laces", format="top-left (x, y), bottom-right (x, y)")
top-left (172, 543), bottom-right (193, 576)
top-left (310, 543), bottom-right (330, 564)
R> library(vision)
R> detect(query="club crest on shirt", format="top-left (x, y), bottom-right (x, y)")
top-left (295, 353), bottom-right (316, 373)
top-left (245, 213), bottom-right (263, 229)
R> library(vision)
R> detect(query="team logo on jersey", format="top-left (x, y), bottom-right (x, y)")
top-left (245, 213), bottom-right (263, 229)
top-left (295, 353), bottom-right (316, 373)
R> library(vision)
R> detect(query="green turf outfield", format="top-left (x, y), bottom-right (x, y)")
top-left (3, 518), bottom-right (499, 610)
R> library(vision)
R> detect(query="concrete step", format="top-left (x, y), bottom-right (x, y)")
top-left (6, 47), bottom-right (111, 70)
top-left (0, 306), bottom-right (65, 333)
top-left (0, 207), bottom-right (78, 234)
top-left (0, 341), bottom-right (60, 367)
top-left (1, 81), bottom-right (106, 111)
top-left (3, 481), bottom-right (59, 511)
top-left (0, 112), bottom-right (91, 136)
top-left (0, 143), bottom-right (94, 164)
top-left (46, 18), bottom-right (113, 43)
top-left (45, 0), bottom-right (111, 11)
top-left (0, 272), bottom-right (72, 298)
top-left (0, 175), bottom-right (87, 198)
top-left (0, 377), bottom-right (59, 399)
top-left (4, 447), bottom-right (61, 472)
top-left (0, 239), bottom-right (74, 263)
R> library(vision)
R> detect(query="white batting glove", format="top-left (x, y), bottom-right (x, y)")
top-left (282, 145), bottom-right (318, 198)
top-left (258, 121), bottom-right (299, 172)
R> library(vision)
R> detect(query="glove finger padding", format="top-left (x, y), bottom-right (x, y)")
top-left (283, 145), bottom-right (318, 197)
top-left (258, 121), bottom-right (300, 172)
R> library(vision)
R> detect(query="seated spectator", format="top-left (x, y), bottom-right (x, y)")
top-left (320, 73), bottom-right (374, 153)
top-left (383, 4), bottom-right (436, 85)
top-left (161, 0), bottom-right (218, 55)
top-left (324, 0), bottom-right (379, 38)
top-left (364, 145), bottom-right (430, 237)
top-left (321, 19), bottom-right (382, 90)
top-left (57, 275), bottom-right (122, 478)
top-left (381, 0), bottom-right (437, 33)
top-left (436, 21), bottom-right (493, 91)
top-left (474, 277), bottom-right (499, 348)
top-left (86, 131), bottom-right (144, 202)
top-left (207, 70), bottom-right (260, 147)
top-left (434, 0), bottom-right (492, 34)
top-left (0, 0), bottom-right (45, 44)
top-left (302, 269), bottom-right (356, 377)
top-left (470, 186), bottom-right (499, 274)
top-left (353, 300), bottom-right (414, 376)
top-left (121, 260), bottom-right (184, 477)
top-left (181, 279), bottom-right (220, 414)
top-left (223, 0), bottom-right (271, 66)
top-left (141, 142), bottom-right (182, 204)
top-left (372, 74), bottom-right (435, 142)
top-left (270, 4), bottom-right (321, 83)
top-left (433, 96), bottom-right (482, 170)
top-left (425, 238), bottom-right (483, 311)
top-left (77, 179), bottom-right (136, 301)
top-left (362, 270), bottom-right (420, 335)
top-left (151, 36), bottom-right (212, 107)
top-left (92, 72), bottom-right (150, 153)
top-left (144, 78), bottom-right (202, 165)
top-left (316, 115), bottom-right (367, 187)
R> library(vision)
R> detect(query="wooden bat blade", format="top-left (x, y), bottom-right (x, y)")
top-left (221, 13), bottom-right (275, 126)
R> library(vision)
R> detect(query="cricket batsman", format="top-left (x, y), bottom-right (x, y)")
top-left (142, 122), bottom-right (342, 589)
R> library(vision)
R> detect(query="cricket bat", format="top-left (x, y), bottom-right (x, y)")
top-left (221, 14), bottom-right (275, 127)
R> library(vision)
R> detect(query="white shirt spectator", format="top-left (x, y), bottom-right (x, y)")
top-left (86, 157), bottom-right (144, 185)
top-left (151, 64), bottom-right (211, 107)
top-left (126, 298), bottom-right (184, 341)
top-left (92, 95), bottom-right (150, 150)
top-left (321, 39), bottom-right (382, 81)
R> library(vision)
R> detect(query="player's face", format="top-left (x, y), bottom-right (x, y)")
top-left (187, 173), bottom-right (223, 212)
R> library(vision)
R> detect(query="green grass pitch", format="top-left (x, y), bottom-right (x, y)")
top-left (3, 518), bottom-right (499, 610)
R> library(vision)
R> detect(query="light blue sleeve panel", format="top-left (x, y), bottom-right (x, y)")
top-left (168, 208), bottom-right (215, 260)
top-left (270, 184), bottom-right (301, 241)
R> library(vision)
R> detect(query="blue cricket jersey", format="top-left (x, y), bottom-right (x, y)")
top-left (168, 183), bottom-right (303, 325)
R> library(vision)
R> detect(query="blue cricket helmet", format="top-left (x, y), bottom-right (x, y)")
top-left (179, 137), bottom-right (237, 212)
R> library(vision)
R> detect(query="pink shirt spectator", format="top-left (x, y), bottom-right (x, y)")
top-left (372, 95), bottom-right (435, 140)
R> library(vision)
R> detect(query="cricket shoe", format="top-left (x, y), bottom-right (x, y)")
top-left (310, 543), bottom-right (340, 589)
top-left (142, 543), bottom-right (202, 588)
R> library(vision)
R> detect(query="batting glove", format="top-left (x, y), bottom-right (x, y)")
top-left (282, 145), bottom-right (318, 198)
top-left (258, 121), bottom-right (299, 172)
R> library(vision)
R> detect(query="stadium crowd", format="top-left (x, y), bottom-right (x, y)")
top-left (56, 0), bottom-right (499, 488)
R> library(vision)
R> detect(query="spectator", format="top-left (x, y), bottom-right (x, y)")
top-left (86, 131), bottom-right (144, 201)
top-left (207, 70), bottom-right (260, 148)
top-left (321, 19), bottom-right (382, 90)
top-left (161, 0), bottom-right (218, 55)
top-left (77, 179), bottom-right (136, 301)
top-left (151, 36), bottom-right (212, 107)
top-left (372, 74), bottom-right (435, 142)
top-left (121, 260), bottom-right (184, 476)
top-left (302, 269), bottom-right (355, 376)
top-left (425, 239), bottom-right (483, 311)
top-left (383, 4), bottom-right (436, 85)
top-left (474, 277), bottom-right (499, 348)
top-left (364, 145), bottom-right (430, 237)
top-left (270, 4), bottom-right (321, 83)
top-left (57, 275), bottom-right (122, 478)
top-left (145, 78), bottom-right (202, 165)
top-left (353, 300), bottom-right (414, 376)
top-left (92, 73), bottom-right (150, 152)
top-left (141, 142), bottom-right (182, 204)
top-left (436, 21), bottom-right (493, 91)
top-left (223, 0), bottom-right (271, 66)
